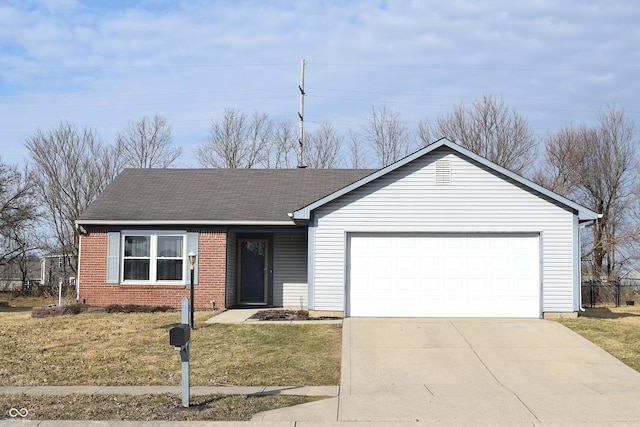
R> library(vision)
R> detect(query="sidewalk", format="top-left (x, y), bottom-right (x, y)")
top-left (204, 308), bottom-right (342, 325)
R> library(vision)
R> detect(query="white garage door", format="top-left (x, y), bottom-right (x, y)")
top-left (348, 234), bottom-right (540, 318)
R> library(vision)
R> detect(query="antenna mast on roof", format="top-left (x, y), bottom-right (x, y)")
top-left (297, 58), bottom-right (307, 168)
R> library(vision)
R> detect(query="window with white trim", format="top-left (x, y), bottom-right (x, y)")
top-left (122, 234), bottom-right (185, 283)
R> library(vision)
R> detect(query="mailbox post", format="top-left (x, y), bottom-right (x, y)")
top-left (169, 297), bottom-right (191, 407)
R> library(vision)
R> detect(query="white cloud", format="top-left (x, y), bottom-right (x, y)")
top-left (0, 0), bottom-right (638, 166)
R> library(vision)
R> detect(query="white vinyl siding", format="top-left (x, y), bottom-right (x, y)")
top-left (311, 148), bottom-right (576, 314)
top-left (273, 233), bottom-right (308, 308)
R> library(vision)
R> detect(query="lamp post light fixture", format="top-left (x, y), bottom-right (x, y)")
top-left (187, 251), bottom-right (196, 329)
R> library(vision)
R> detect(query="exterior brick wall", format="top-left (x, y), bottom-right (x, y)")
top-left (78, 229), bottom-right (227, 309)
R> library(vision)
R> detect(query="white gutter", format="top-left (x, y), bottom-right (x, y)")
top-left (579, 218), bottom-right (600, 229)
top-left (75, 219), bottom-right (296, 227)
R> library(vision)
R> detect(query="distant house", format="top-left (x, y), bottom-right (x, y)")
top-left (76, 139), bottom-right (599, 318)
top-left (0, 256), bottom-right (41, 292)
top-left (620, 269), bottom-right (640, 290)
top-left (0, 252), bottom-right (76, 293)
top-left (40, 253), bottom-right (77, 288)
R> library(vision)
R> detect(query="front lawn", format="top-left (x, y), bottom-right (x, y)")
top-left (0, 307), bottom-right (342, 387)
top-left (0, 393), bottom-right (321, 421)
top-left (555, 306), bottom-right (640, 372)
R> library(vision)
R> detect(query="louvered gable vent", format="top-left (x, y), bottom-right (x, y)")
top-left (435, 159), bottom-right (451, 185)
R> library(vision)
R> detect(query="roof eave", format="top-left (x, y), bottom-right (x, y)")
top-left (75, 219), bottom-right (296, 227)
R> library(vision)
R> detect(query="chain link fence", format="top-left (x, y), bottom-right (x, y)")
top-left (582, 278), bottom-right (640, 308)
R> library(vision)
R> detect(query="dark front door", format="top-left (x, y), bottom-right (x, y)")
top-left (238, 239), bottom-right (268, 305)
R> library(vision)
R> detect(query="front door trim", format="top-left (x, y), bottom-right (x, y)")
top-left (237, 237), bottom-right (270, 305)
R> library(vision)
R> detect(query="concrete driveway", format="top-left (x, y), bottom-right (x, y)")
top-left (339, 318), bottom-right (640, 424)
top-left (258, 317), bottom-right (640, 425)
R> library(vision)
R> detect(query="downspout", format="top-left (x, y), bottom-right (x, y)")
top-left (75, 224), bottom-right (87, 303)
top-left (40, 257), bottom-right (45, 288)
top-left (578, 218), bottom-right (599, 312)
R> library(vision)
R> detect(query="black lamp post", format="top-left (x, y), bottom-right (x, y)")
top-left (188, 251), bottom-right (196, 329)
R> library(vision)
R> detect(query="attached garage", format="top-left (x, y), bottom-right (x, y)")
top-left (348, 234), bottom-right (540, 318)
top-left (291, 139), bottom-right (600, 319)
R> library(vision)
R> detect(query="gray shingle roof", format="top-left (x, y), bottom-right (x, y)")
top-left (78, 168), bottom-right (375, 224)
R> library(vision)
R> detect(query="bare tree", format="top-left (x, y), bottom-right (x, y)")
top-left (536, 106), bottom-right (638, 280)
top-left (347, 130), bottom-right (370, 169)
top-left (304, 122), bottom-right (343, 169)
top-left (269, 120), bottom-right (297, 168)
top-left (25, 122), bottom-right (122, 275)
top-left (365, 105), bottom-right (411, 167)
top-left (116, 114), bottom-right (181, 168)
top-left (533, 125), bottom-right (594, 197)
top-left (197, 107), bottom-right (273, 168)
top-left (418, 94), bottom-right (537, 174)
top-left (0, 160), bottom-right (37, 267)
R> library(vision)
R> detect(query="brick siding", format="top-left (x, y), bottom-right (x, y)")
top-left (78, 229), bottom-right (227, 309)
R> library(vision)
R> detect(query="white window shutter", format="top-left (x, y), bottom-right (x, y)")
top-left (186, 232), bottom-right (199, 285)
top-left (106, 232), bottom-right (121, 284)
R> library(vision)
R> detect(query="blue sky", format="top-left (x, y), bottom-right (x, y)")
top-left (1, 0), bottom-right (638, 167)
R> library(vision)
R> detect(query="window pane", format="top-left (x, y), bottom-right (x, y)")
top-left (157, 259), bottom-right (183, 281)
top-left (157, 236), bottom-right (183, 258)
top-left (124, 259), bottom-right (150, 280)
top-left (124, 236), bottom-right (150, 257)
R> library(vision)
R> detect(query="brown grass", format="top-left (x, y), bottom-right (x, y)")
top-left (0, 393), bottom-right (322, 421)
top-left (0, 307), bottom-right (342, 387)
top-left (555, 305), bottom-right (640, 372)
top-left (1, 296), bottom-right (56, 308)
top-left (0, 296), bottom-right (56, 319)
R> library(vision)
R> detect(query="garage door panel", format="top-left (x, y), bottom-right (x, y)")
top-left (468, 278), bottom-right (488, 292)
top-left (444, 299), bottom-right (465, 313)
top-left (350, 277), bottom-right (370, 291)
top-left (490, 278), bottom-right (510, 292)
top-left (349, 234), bottom-right (540, 318)
top-left (490, 257), bottom-right (510, 271)
top-left (468, 257), bottom-right (487, 270)
top-left (444, 238), bottom-right (463, 249)
top-left (514, 276), bottom-right (536, 288)
top-left (351, 254), bottom-right (370, 270)
top-left (397, 299), bottom-right (417, 313)
top-left (373, 256), bottom-right (392, 270)
top-left (397, 256), bottom-right (417, 270)
top-left (398, 279), bottom-right (417, 292)
top-left (444, 277), bottom-right (464, 291)
top-left (420, 257), bottom-right (439, 270)
top-left (444, 257), bottom-right (464, 270)
top-left (373, 237), bottom-right (393, 249)
top-left (468, 299), bottom-right (490, 314)
top-left (420, 277), bottom-right (440, 291)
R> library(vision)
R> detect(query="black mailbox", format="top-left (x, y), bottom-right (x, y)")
top-left (170, 324), bottom-right (191, 347)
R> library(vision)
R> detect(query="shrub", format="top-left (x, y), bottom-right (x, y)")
top-left (105, 304), bottom-right (173, 313)
top-left (62, 304), bottom-right (91, 315)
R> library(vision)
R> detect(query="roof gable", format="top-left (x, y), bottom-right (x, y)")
top-left (290, 138), bottom-right (600, 222)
